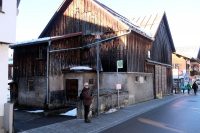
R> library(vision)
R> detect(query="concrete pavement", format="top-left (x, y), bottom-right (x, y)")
top-left (20, 94), bottom-right (183, 133)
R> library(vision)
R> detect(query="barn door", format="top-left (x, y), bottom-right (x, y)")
top-left (65, 79), bottom-right (78, 106)
top-left (155, 65), bottom-right (167, 98)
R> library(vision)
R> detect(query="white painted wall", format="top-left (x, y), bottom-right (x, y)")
top-left (0, 44), bottom-right (9, 116)
top-left (0, 0), bottom-right (17, 121)
top-left (0, 0), bottom-right (17, 43)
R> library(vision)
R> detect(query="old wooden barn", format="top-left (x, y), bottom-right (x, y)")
top-left (133, 12), bottom-right (176, 98)
top-left (10, 0), bottom-right (175, 116)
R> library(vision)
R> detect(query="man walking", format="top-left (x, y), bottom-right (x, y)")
top-left (192, 81), bottom-right (198, 95)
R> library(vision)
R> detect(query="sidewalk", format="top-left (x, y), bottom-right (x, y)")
top-left (20, 94), bottom-right (182, 133)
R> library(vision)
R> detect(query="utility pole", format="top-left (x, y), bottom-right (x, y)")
top-left (93, 33), bottom-right (101, 116)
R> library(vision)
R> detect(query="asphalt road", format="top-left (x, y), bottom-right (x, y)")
top-left (14, 109), bottom-right (76, 133)
top-left (102, 93), bottom-right (200, 133)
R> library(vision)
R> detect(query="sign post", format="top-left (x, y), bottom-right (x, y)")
top-left (116, 60), bottom-right (123, 108)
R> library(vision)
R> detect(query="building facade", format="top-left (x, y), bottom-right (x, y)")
top-left (172, 53), bottom-right (190, 90)
top-left (0, 0), bottom-right (19, 131)
top-left (133, 12), bottom-right (176, 98)
top-left (11, 0), bottom-right (154, 115)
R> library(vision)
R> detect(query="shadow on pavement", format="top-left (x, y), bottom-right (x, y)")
top-left (14, 108), bottom-right (76, 133)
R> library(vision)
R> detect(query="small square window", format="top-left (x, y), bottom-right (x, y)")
top-left (89, 79), bottom-right (94, 84)
top-left (135, 76), bottom-right (139, 82)
top-left (144, 76), bottom-right (147, 81)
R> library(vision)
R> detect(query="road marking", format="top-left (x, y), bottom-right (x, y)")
top-left (138, 118), bottom-right (185, 133)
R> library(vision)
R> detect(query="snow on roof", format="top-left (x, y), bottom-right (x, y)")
top-left (132, 13), bottom-right (164, 38)
top-left (10, 37), bottom-right (50, 48)
top-left (10, 32), bottom-right (82, 48)
top-left (70, 66), bottom-right (93, 71)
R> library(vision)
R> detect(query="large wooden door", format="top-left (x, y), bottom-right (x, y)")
top-left (155, 65), bottom-right (167, 98)
top-left (65, 79), bottom-right (78, 105)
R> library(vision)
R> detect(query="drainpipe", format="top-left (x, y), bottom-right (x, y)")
top-left (46, 40), bottom-right (51, 108)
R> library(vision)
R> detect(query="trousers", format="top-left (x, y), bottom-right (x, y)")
top-left (84, 105), bottom-right (90, 120)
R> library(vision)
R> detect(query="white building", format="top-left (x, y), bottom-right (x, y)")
top-left (0, 0), bottom-right (19, 132)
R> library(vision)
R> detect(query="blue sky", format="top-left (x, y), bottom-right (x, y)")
top-left (16, 0), bottom-right (200, 58)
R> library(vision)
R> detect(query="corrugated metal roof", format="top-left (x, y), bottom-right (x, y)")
top-left (132, 12), bottom-right (175, 52)
top-left (132, 13), bottom-right (163, 38)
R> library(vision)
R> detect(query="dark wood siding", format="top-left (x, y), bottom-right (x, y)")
top-left (127, 32), bottom-right (151, 72)
top-left (13, 44), bottom-right (47, 80)
top-left (40, 0), bottom-right (126, 37)
top-left (151, 19), bottom-right (172, 65)
top-left (49, 36), bottom-right (82, 75)
top-left (49, 32), bottom-right (128, 73)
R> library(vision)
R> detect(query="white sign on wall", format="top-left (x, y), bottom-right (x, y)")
top-left (116, 84), bottom-right (122, 90)
top-left (139, 76), bottom-right (144, 83)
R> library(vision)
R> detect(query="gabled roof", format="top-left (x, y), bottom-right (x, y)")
top-left (132, 13), bottom-right (163, 37)
top-left (93, 0), bottom-right (151, 39)
top-left (132, 12), bottom-right (175, 52)
top-left (39, 0), bottom-right (152, 40)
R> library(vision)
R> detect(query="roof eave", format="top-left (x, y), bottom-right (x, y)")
top-left (10, 32), bottom-right (82, 49)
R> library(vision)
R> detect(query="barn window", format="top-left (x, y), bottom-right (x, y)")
top-left (89, 79), bottom-right (94, 84)
top-left (27, 80), bottom-right (34, 91)
top-left (37, 46), bottom-right (44, 59)
top-left (0, 0), bottom-right (2, 11)
top-left (135, 76), bottom-right (139, 82)
top-left (144, 76), bottom-right (147, 81)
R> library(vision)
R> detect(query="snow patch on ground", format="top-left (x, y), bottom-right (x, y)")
top-left (26, 110), bottom-right (44, 113)
top-left (60, 108), bottom-right (77, 116)
top-left (105, 108), bottom-right (117, 114)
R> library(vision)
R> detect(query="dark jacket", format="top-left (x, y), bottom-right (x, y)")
top-left (81, 87), bottom-right (92, 106)
top-left (192, 82), bottom-right (198, 90)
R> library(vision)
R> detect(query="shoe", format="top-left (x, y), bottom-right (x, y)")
top-left (85, 119), bottom-right (91, 123)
